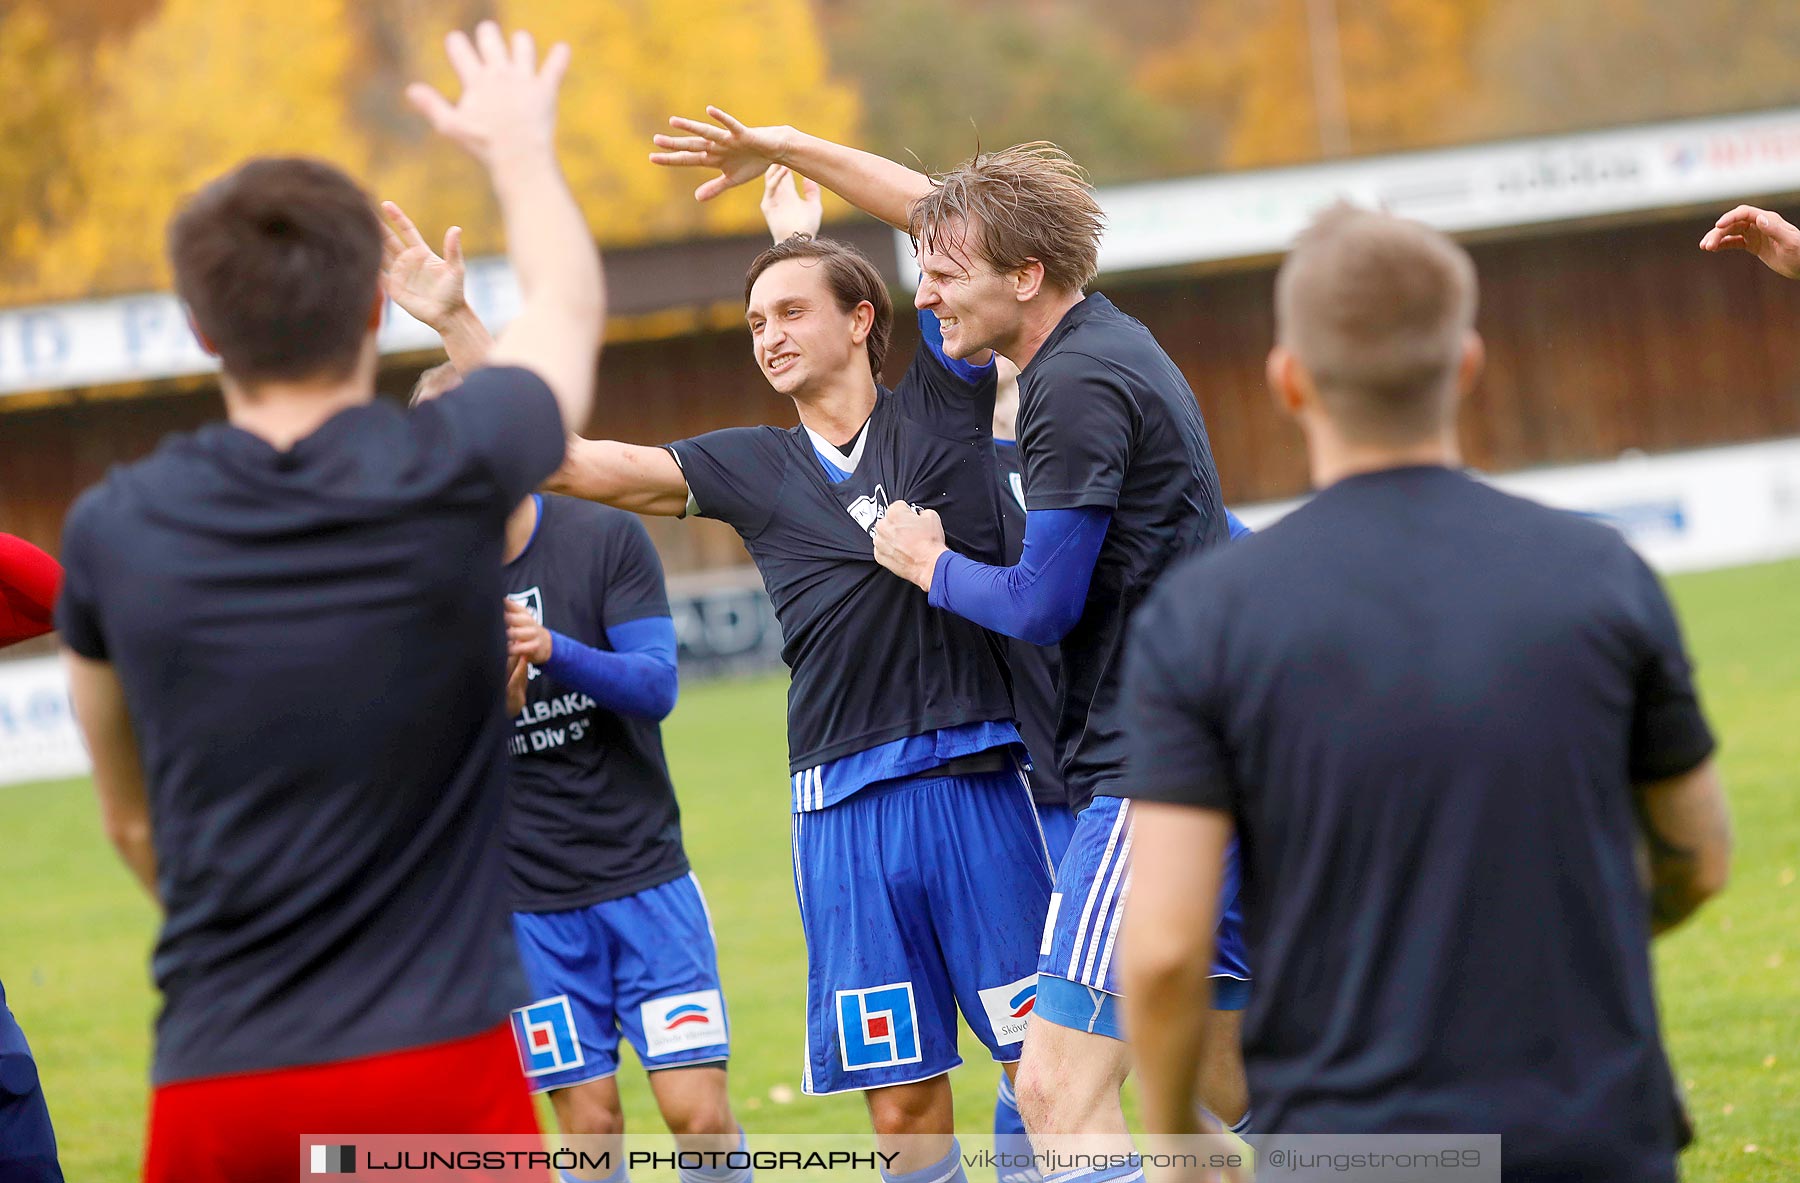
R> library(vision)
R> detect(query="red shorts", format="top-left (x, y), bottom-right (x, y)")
top-left (143, 1023), bottom-right (539, 1183)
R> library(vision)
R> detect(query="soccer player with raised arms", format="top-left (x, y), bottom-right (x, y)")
top-left (649, 114), bottom-right (1252, 1166)
top-left (388, 225), bottom-right (748, 1183)
top-left (400, 162), bottom-right (1052, 1183)
top-left (57, 21), bottom-right (602, 1180)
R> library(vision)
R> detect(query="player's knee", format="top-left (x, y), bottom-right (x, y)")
top-left (1010, 1054), bottom-right (1058, 1130)
top-left (865, 1080), bottom-right (950, 1137)
top-left (555, 1085), bottom-right (626, 1138)
top-left (1014, 1030), bottom-right (1123, 1132)
top-left (662, 1095), bottom-right (736, 1139)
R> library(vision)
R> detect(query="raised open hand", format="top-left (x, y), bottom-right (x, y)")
top-left (380, 201), bottom-right (466, 330)
top-left (650, 107), bottom-right (793, 203)
top-left (407, 21), bottom-right (570, 168)
top-left (760, 165), bottom-right (823, 242)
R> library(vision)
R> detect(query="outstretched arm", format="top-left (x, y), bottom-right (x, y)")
top-left (651, 106), bottom-right (931, 232)
top-left (408, 22), bottom-right (604, 431)
top-left (1698, 205), bottom-right (1800, 278)
top-left (545, 438), bottom-right (691, 518)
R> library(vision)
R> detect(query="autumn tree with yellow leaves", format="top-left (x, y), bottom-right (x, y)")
top-left (1137, 0), bottom-right (1493, 169)
top-left (12, 0), bottom-right (1800, 309)
top-left (0, 0), bottom-right (857, 307)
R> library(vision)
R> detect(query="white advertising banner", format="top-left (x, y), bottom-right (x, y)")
top-left (1236, 436), bottom-right (1800, 576)
top-left (10, 108), bottom-right (1800, 399)
top-left (0, 256), bottom-right (522, 398)
top-left (898, 105), bottom-right (1800, 285)
top-left (0, 656), bottom-right (91, 787)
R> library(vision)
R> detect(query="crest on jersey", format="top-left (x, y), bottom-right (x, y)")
top-left (846, 485), bottom-right (890, 536)
top-left (506, 586), bottom-right (544, 679)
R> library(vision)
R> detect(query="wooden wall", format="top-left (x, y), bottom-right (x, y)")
top-left (5, 215), bottom-right (1799, 573)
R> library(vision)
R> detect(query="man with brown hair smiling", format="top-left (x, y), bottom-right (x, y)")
top-left (400, 164), bottom-right (1053, 1183)
top-left (651, 113), bottom-right (1250, 1174)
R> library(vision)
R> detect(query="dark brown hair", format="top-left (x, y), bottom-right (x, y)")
top-left (743, 235), bottom-right (893, 379)
top-left (910, 142), bottom-right (1104, 293)
top-left (168, 157), bottom-right (383, 386)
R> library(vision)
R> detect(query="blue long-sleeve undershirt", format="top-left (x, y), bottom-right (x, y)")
top-left (541, 615), bottom-right (679, 722)
top-left (927, 507), bottom-right (1111, 646)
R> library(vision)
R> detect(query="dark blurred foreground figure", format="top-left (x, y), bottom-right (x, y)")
top-left (55, 21), bottom-right (604, 1182)
top-left (1122, 204), bottom-right (1731, 1183)
top-left (1, 533), bottom-right (65, 1181)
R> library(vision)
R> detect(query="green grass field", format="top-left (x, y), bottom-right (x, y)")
top-left (1, 559), bottom-right (1795, 1181)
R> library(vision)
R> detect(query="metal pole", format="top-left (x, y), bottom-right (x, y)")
top-left (1305, 0), bottom-right (1352, 158)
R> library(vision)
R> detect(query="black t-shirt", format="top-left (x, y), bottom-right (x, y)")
top-left (994, 439), bottom-right (1065, 808)
top-left (1018, 293), bottom-right (1226, 810)
top-left (55, 368), bottom-right (563, 1085)
top-left (668, 337), bottom-right (1013, 773)
top-left (1127, 466), bottom-right (1715, 1180)
top-left (503, 494), bottom-right (688, 911)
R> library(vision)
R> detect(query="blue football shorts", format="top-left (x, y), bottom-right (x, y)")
top-left (509, 872), bottom-right (730, 1093)
top-left (792, 765), bottom-right (1054, 1094)
top-left (1035, 795), bottom-right (1251, 1041)
top-left (1033, 800), bottom-right (1079, 870)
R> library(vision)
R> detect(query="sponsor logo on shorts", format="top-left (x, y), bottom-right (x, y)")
top-left (978, 975), bottom-right (1038, 1046)
top-left (512, 994), bottom-right (584, 1077)
top-left (836, 981), bottom-right (922, 1071)
top-left (641, 989), bottom-right (728, 1059)
top-left (310, 1145), bottom-right (356, 1174)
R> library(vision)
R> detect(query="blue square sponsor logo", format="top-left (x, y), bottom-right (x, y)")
top-left (511, 995), bottom-right (584, 1077)
top-left (835, 981), bottom-right (922, 1072)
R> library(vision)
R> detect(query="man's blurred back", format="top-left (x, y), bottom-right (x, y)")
top-left (57, 22), bottom-right (605, 1182)
top-left (1124, 205), bottom-right (1730, 1182)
